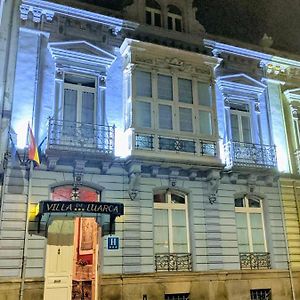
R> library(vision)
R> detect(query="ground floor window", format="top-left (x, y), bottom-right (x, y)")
top-left (250, 289), bottom-right (272, 300)
top-left (165, 293), bottom-right (189, 300)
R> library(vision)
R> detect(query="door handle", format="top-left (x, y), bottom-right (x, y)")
top-left (54, 280), bottom-right (61, 283)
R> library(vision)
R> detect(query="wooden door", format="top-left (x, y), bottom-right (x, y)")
top-left (44, 219), bottom-right (74, 300)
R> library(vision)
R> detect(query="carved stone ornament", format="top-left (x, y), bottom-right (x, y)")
top-left (128, 163), bottom-right (141, 201)
top-left (20, 4), bottom-right (54, 23)
top-left (134, 55), bottom-right (210, 75)
top-left (255, 101), bottom-right (260, 113)
top-left (206, 170), bottom-right (220, 204)
top-left (291, 106), bottom-right (299, 118)
top-left (128, 172), bottom-right (141, 200)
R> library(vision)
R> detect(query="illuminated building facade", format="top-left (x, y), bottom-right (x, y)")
top-left (0, 0), bottom-right (299, 299)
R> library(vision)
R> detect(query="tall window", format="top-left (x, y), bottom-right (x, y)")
top-left (63, 73), bottom-right (96, 136)
top-left (230, 102), bottom-right (252, 143)
top-left (235, 195), bottom-right (267, 253)
top-left (167, 5), bottom-right (182, 32)
top-left (153, 191), bottom-right (189, 253)
top-left (134, 70), bottom-right (213, 136)
top-left (145, 0), bottom-right (161, 27)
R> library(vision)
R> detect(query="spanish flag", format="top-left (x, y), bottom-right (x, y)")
top-left (28, 124), bottom-right (40, 166)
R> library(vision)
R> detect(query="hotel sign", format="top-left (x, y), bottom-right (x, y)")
top-left (37, 201), bottom-right (124, 217)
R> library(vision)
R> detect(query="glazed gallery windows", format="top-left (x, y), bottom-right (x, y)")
top-left (134, 70), bottom-right (213, 137)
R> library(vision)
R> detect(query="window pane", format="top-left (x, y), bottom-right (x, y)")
top-left (171, 193), bottom-right (185, 204)
top-left (230, 113), bottom-right (239, 141)
top-left (146, 11), bottom-right (151, 25)
top-left (235, 198), bottom-right (244, 207)
top-left (81, 92), bottom-right (94, 124)
top-left (168, 16), bottom-right (172, 30)
top-left (242, 115), bottom-right (251, 143)
top-left (179, 107), bottom-right (193, 132)
top-left (154, 209), bottom-right (168, 226)
top-left (236, 213), bottom-right (250, 252)
top-left (154, 209), bottom-right (169, 253)
top-left (136, 101), bottom-right (151, 128)
top-left (178, 79), bottom-right (193, 103)
top-left (172, 210), bottom-right (188, 252)
top-left (136, 71), bottom-right (152, 97)
top-left (198, 83), bottom-right (212, 107)
top-left (249, 198), bottom-right (261, 208)
top-left (64, 89), bottom-right (77, 122)
top-left (158, 75), bottom-right (173, 100)
top-left (154, 13), bottom-right (161, 26)
top-left (159, 104), bottom-right (173, 129)
top-left (175, 18), bottom-right (182, 31)
top-left (154, 193), bottom-right (166, 203)
top-left (199, 110), bottom-right (212, 135)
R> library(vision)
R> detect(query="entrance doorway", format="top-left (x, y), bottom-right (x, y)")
top-left (43, 186), bottom-right (100, 300)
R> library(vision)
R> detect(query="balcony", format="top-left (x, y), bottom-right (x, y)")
top-left (155, 253), bottom-right (192, 272)
top-left (239, 252), bottom-right (271, 270)
top-left (130, 132), bottom-right (220, 166)
top-left (225, 141), bottom-right (277, 169)
top-left (46, 118), bottom-right (115, 157)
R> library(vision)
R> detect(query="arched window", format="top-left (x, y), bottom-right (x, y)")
top-left (145, 0), bottom-right (161, 27)
top-left (235, 195), bottom-right (267, 253)
top-left (167, 5), bottom-right (182, 32)
top-left (153, 190), bottom-right (189, 253)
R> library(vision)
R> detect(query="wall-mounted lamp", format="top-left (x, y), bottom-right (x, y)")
top-left (143, 295), bottom-right (147, 300)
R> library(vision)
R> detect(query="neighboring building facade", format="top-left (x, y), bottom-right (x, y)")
top-left (0, 1), bottom-right (298, 300)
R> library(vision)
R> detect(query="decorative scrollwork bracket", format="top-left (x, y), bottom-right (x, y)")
top-left (206, 170), bottom-right (221, 204)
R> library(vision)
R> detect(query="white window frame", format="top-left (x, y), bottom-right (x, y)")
top-left (133, 69), bottom-right (214, 138)
top-left (167, 12), bottom-right (182, 32)
top-left (146, 6), bottom-right (161, 27)
top-left (230, 103), bottom-right (252, 143)
top-left (235, 196), bottom-right (267, 253)
top-left (63, 75), bottom-right (97, 125)
top-left (154, 191), bottom-right (190, 253)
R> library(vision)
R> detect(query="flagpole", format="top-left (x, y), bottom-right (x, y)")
top-left (19, 160), bottom-right (33, 300)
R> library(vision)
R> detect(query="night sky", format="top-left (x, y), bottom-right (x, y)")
top-left (83, 0), bottom-right (300, 55)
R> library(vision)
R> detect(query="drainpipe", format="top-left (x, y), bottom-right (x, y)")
top-left (278, 180), bottom-right (296, 300)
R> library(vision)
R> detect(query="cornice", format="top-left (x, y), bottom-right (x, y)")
top-left (21, 0), bottom-right (138, 31)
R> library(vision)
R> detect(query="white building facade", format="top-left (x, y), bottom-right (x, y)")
top-left (0, 1), bottom-right (296, 300)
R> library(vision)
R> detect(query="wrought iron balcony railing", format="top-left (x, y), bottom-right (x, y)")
top-left (240, 252), bottom-right (271, 270)
top-left (225, 141), bottom-right (277, 169)
top-left (47, 118), bottom-right (115, 155)
top-left (155, 253), bottom-right (192, 272)
top-left (135, 133), bottom-right (217, 157)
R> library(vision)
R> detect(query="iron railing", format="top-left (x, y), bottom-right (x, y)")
top-left (240, 252), bottom-right (271, 270)
top-left (250, 289), bottom-right (272, 300)
top-left (135, 133), bottom-right (217, 157)
top-left (225, 141), bottom-right (277, 169)
top-left (47, 118), bottom-right (115, 154)
top-left (155, 253), bottom-right (192, 272)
